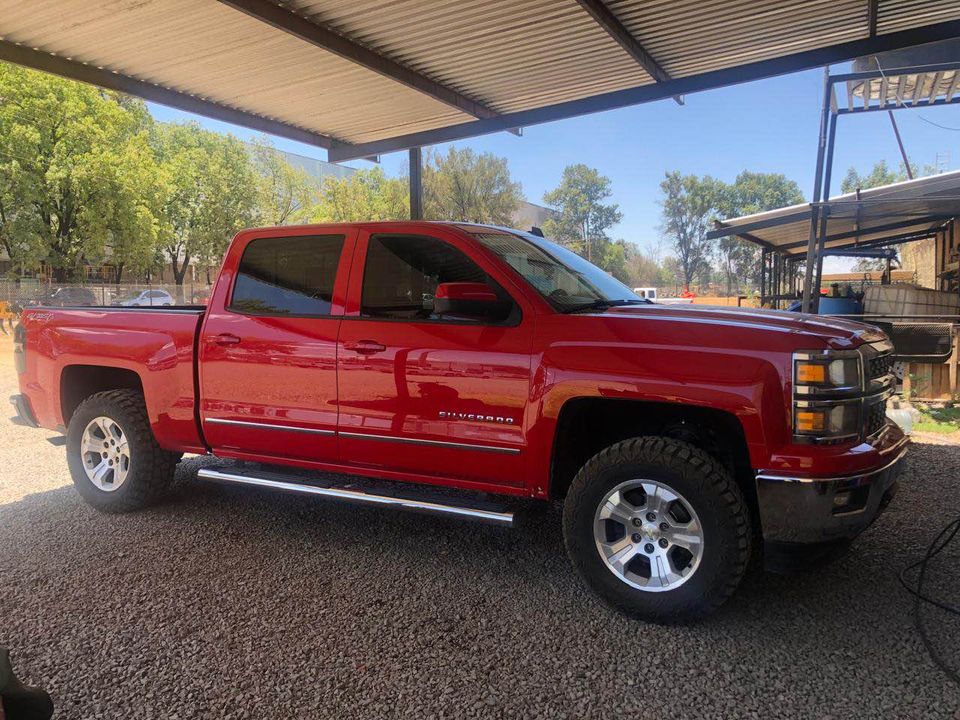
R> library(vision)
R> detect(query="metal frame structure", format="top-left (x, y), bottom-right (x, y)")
top-left (328, 22), bottom-right (960, 163)
top-left (4, 3), bottom-right (960, 219)
top-left (800, 60), bottom-right (960, 312)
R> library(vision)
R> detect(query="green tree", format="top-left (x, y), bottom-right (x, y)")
top-left (840, 160), bottom-right (904, 194)
top-left (422, 146), bottom-right (522, 224)
top-left (0, 62), bottom-right (161, 280)
top-left (624, 244), bottom-right (664, 288)
top-left (715, 171), bottom-right (804, 294)
top-left (838, 160), bottom-right (937, 272)
top-left (840, 159), bottom-right (938, 194)
top-left (249, 136), bottom-right (316, 225)
top-left (658, 171), bottom-right (721, 289)
top-left (153, 122), bottom-right (257, 295)
top-left (312, 167), bottom-right (408, 222)
top-left (543, 164), bottom-right (622, 265)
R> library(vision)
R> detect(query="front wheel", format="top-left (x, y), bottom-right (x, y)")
top-left (66, 390), bottom-right (178, 512)
top-left (563, 436), bottom-right (752, 622)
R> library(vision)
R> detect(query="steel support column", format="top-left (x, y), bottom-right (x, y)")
top-left (409, 147), bottom-right (423, 221)
top-left (801, 68), bottom-right (834, 314)
top-left (812, 112), bottom-right (839, 308)
top-left (760, 248), bottom-right (768, 306)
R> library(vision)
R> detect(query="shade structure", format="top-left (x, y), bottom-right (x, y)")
top-left (708, 170), bottom-right (960, 256)
top-left (1, 0), bottom-right (959, 160)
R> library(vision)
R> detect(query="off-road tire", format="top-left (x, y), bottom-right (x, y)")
top-left (66, 390), bottom-right (177, 512)
top-left (563, 436), bottom-right (751, 622)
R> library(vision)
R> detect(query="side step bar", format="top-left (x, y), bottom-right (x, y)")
top-left (197, 467), bottom-right (515, 527)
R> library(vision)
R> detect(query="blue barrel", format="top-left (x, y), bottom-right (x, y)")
top-left (817, 296), bottom-right (863, 316)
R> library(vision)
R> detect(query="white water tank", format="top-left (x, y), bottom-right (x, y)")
top-left (863, 284), bottom-right (960, 317)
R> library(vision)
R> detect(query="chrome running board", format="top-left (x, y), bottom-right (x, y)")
top-left (197, 467), bottom-right (515, 527)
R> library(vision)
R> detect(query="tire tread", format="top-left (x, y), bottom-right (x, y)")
top-left (563, 436), bottom-right (751, 622)
top-left (67, 389), bottom-right (177, 512)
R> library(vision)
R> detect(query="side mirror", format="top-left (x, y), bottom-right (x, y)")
top-left (434, 282), bottom-right (507, 320)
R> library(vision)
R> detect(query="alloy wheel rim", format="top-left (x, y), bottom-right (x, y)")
top-left (593, 479), bottom-right (704, 592)
top-left (80, 416), bottom-right (131, 492)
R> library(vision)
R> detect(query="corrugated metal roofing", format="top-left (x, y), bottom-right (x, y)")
top-left (1, 0), bottom-right (958, 151)
top-left (711, 170), bottom-right (960, 255)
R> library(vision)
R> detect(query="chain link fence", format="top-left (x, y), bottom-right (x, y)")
top-left (0, 279), bottom-right (213, 317)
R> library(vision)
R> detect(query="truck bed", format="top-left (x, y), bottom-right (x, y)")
top-left (17, 305), bottom-right (207, 453)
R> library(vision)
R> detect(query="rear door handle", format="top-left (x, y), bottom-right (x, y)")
top-left (344, 340), bottom-right (386, 355)
top-left (211, 333), bottom-right (241, 346)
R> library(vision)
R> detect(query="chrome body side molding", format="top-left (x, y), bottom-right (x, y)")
top-left (204, 417), bottom-right (335, 436)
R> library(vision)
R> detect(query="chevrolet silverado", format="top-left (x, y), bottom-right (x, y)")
top-left (12, 222), bottom-right (907, 621)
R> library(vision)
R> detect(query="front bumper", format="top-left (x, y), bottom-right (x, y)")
top-left (9, 394), bottom-right (39, 428)
top-left (755, 438), bottom-right (907, 546)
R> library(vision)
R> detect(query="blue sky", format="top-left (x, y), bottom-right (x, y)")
top-left (148, 63), bottom-right (960, 260)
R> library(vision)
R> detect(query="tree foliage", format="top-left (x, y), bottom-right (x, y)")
top-left (714, 171), bottom-right (804, 294)
top-left (840, 159), bottom-right (938, 193)
top-left (312, 167), bottom-right (408, 222)
top-left (423, 147), bottom-right (522, 224)
top-left (543, 164), bottom-right (622, 270)
top-left (658, 171), bottom-right (721, 288)
top-left (840, 160), bottom-right (904, 194)
top-left (249, 136), bottom-right (316, 226)
top-left (152, 122), bottom-right (258, 290)
top-left (0, 63), bottom-right (161, 280)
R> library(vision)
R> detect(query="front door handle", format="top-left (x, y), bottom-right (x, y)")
top-left (344, 340), bottom-right (386, 355)
top-left (211, 333), bottom-right (241, 346)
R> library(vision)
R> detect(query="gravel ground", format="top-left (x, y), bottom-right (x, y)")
top-left (1, 332), bottom-right (959, 719)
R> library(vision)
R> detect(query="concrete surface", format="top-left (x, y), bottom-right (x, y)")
top-left (1, 333), bottom-right (959, 719)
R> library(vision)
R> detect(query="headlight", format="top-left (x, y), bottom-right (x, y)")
top-left (793, 401), bottom-right (861, 443)
top-left (793, 352), bottom-right (861, 396)
top-left (792, 349), bottom-right (864, 443)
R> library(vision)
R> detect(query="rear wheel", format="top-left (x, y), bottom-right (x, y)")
top-left (66, 390), bottom-right (177, 512)
top-left (563, 436), bottom-right (751, 622)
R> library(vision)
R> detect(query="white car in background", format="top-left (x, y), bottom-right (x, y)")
top-left (116, 289), bottom-right (175, 307)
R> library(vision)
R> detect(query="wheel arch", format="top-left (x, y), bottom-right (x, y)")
top-left (549, 397), bottom-right (756, 512)
top-left (60, 364), bottom-right (144, 427)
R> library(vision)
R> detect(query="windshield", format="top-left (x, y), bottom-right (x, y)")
top-left (468, 228), bottom-right (643, 312)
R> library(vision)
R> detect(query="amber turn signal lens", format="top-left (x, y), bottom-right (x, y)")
top-left (796, 410), bottom-right (826, 432)
top-left (796, 362), bottom-right (826, 384)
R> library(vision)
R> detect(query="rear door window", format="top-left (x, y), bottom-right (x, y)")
top-left (230, 235), bottom-right (345, 316)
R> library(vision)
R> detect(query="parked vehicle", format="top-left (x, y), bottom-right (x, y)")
top-left (632, 287), bottom-right (657, 300)
top-left (115, 289), bottom-right (175, 307)
top-left (15, 286), bottom-right (98, 311)
top-left (11, 222), bottom-right (907, 621)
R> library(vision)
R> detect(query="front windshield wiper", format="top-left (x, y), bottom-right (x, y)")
top-left (559, 298), bottom-right (650, 314)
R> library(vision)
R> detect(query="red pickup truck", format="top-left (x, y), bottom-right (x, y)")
top-left (12, 222), bottom-right (907, 621)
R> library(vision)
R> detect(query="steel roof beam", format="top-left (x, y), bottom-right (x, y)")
top-left (836, 95), bottom-right (960, 114)
top-left (328, 19), bottom-right (960, 161)
top-left (707, 209), bottom-right (811, 239)
top-left (777, 217), bottom-right (953, 251)
top-left (783, 229), bottom-right (938, 256)
top-left (0, 40), bottom-right (337, 149)
top-left (216, 0), bottom-right (518, 135)
top-left (573, 0), bottom-right (683, 105)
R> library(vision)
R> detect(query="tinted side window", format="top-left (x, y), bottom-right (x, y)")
top-left (230, 235), bottom-right (345, 316)
top-left (360, 235), bottom-right (511, 323)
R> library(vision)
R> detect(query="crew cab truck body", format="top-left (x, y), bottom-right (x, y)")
top-left (12, 221), bottom-right (907, 621)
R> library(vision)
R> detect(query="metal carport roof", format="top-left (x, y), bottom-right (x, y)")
top-left (1, 1), bottom-right (960, 161)
top-left (707, 169), bottom-right (960, 256)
